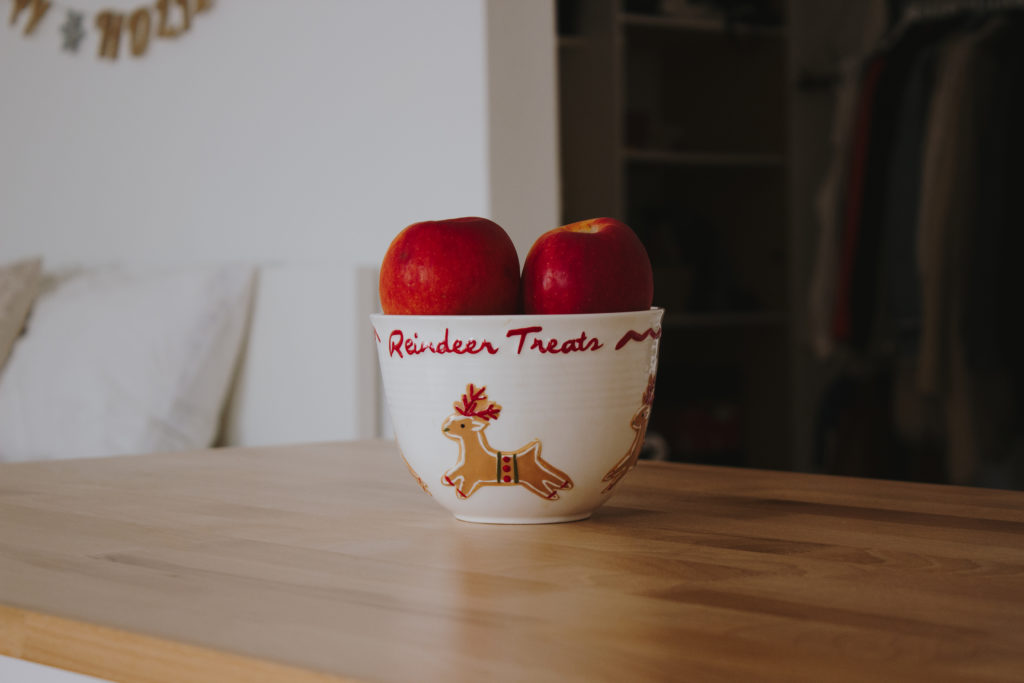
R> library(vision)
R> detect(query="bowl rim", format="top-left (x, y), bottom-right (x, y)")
top-left (370, 307), bottom-right (665, 322)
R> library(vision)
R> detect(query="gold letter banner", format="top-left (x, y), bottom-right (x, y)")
top-left (7, 0), bottom-right (213, 60)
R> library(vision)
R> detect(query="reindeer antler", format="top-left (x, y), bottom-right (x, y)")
top-left (454, 383), bottom-right (502, 421)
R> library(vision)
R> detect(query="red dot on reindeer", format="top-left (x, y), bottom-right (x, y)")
top-left (502, 475), bottom-right (512, 482)
top-left (502, 465), bottom-right (511, 472)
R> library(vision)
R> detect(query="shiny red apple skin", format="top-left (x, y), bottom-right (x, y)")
top-left (379, 217), bottom-right (521, 315)
top-left (521, 217), bottom-right (653, 314)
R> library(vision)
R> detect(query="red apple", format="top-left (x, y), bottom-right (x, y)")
top-left (521, 217), bottom-right (653, 314)
top-left (379, 217), bottom-right (521, 315)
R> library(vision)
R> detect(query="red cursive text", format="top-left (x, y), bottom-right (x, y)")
top-left (388, 329), bottom-right (499, 358)
top-left (506, 326), bottom-right (603, 355)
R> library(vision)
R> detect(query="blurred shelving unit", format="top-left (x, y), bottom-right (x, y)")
top-left (557, 0), bottom-right (793, 469)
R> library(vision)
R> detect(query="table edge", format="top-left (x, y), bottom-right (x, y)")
top-left (0, 604), bottom-right (357, 683)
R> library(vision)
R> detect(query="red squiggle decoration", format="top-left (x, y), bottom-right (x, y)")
top-left (614, 327), bottom-right (662, 350)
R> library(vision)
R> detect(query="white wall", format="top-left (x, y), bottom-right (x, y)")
top-left (486, 0), bottom-right (560, 257)
top-left (1, 0), bottom-right (558, 266)
top-left (0, 0), bottom-right (558, 447)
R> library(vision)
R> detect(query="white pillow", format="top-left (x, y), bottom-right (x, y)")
top-left (0, 256), bottom-right (42, 375)
top-left (0, 265), bottom-right (255, 462)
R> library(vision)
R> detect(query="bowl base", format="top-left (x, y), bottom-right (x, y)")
top-left (453, 512), bottom-right (593, 525)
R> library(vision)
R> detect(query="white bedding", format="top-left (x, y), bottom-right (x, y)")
top-left (0, 259), bottom-right (383, 463)
top-left (0, 264), bottom-right (254, 462)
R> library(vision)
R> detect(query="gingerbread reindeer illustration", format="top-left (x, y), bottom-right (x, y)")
top-left (601, 374), bottom-right (655, 493)
top-left (441, 384), bottom-right (573, 501)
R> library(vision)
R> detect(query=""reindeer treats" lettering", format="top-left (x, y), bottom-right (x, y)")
top-left (380, 325), bottom-right (661, 359)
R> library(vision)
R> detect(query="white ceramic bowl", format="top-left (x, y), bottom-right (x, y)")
top-left (371, 308), bottom-right (663, 524)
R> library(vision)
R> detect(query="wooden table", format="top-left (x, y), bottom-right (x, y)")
top-left (1, 441), bottom-right (1023, 682)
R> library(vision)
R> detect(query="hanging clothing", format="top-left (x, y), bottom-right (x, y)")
top-left (915, 20), bottom-right (999, 396)
top-left (830, 56), bottom-right (886, 346)
top-left (810, 10), bottom-right (1024, 488)
top-left (809, 57), bottom-right (862, 359)
top-left (874, 42), bottom-right (937, 356)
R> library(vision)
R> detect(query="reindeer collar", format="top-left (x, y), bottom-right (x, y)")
top-left (496, 451), bottom-right (519, 484)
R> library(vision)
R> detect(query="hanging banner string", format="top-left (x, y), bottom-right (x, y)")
top-left (7, 0), bottom-right (213, 60)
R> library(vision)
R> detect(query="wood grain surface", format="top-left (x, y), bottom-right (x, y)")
top-left (1, 440), bottom-right (1023, 682)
